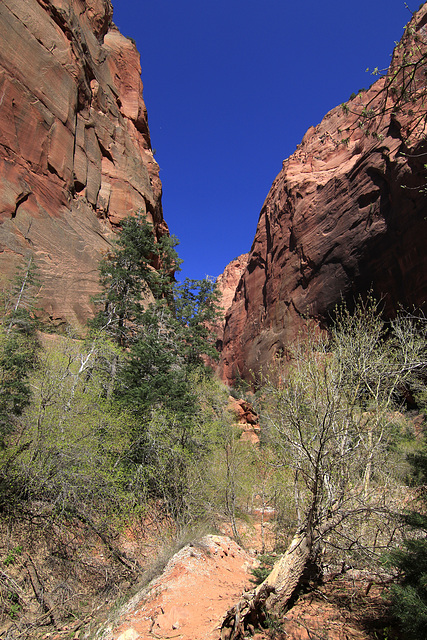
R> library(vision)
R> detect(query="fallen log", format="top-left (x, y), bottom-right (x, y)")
top-left (220, 527), bottom-right (314, 639)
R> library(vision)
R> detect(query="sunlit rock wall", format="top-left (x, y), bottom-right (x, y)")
top-left (0, 0), bottom-right (165, 328)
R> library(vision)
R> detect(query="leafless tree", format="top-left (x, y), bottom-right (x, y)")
top-left (220, 299), bottom-right (426, 639)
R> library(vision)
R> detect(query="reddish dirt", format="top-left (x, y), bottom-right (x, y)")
top-left (260, 574), bottom-right (399, 640)
top-left (100, 535), bottom-right (257, 640)
top-left (95, 535), bottom-right (398, 640)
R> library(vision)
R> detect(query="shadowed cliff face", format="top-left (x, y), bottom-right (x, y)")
top-left (0, 0), bottom-right (165, 328)
top-left (219, 6), bottom-right (427, 384)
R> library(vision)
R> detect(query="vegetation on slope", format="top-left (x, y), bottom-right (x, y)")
top-left (0, 214), bottom-right (426, 639)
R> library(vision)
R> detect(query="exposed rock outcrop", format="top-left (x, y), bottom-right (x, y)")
top-left (0, 0), bottom-right (165, 328)
top-left (228, 396), bottom-right (260, 443)
top-left (220, 6), bottom-right (427, 384)
top-left (216, 254), bottom-right (249, 321)
top-left (215, 253), bottom-right (249, 351)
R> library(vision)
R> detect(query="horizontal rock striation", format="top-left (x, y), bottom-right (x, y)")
top-left (220, 5), bottom-right (427, 384)
top-left (0, 0), bottom-right (165, 328)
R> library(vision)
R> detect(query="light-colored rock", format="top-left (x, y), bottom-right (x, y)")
top-left (116, 629), bottom-right (139, 640)
top-left (216, 253), bottom-right (249, 321)
top-left (213, 254), bottom-right (249, 363)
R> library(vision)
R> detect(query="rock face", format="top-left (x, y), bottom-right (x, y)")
top-left (219, 6), bottom-right (427, 384)
top-left (216, 254), bottom-right (249, 319)
top-left (228, 396), bottom-right (260, 443)
top-left (215, 253), bottom-right (249, 349)
top-left (0, 0), bottom-right (165, 328)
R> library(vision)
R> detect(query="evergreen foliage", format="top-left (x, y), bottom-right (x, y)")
top-left (117, 278), bottom-right (220, 421)
top-left (93, 212), bottom-right (220, 421)
top-left (0, 259), bottom-right (39, 447)
top-left (93, 212), bottom-right (221, 421)
top-left (388, 435), bottom-right (427, 639)
top-left (91, 213), bottom-right (224, 520)
top-left (92, 212), bottom-right (181, 346)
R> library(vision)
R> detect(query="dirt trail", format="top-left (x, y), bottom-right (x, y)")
top-left (94, 534), bottom-right (396, 640)
top-left (98, 535), bottom-right (257, 640)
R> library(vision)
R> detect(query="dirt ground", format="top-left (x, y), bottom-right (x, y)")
top-left (93, 535), bottom-right (399, 640)
top-left (97, 535), bottom-right (256, 640)
top-left (2, 515), bottom-right (399, 640)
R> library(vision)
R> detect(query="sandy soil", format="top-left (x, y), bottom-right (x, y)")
top-left (93, 534), bottom-right (399, 640)
top-left (100, 535), bottom-right (257, 640)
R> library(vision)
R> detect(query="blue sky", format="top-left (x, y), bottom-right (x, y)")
top-left (112, 1), bottom-right (412, 281)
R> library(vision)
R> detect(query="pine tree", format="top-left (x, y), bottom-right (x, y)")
top-left (93, 213), bottom-right (222, 520)
top-left (388, 439), bottom-right (427, 638)
top-left (92, 212), bottom-right (182, 346)
top-left (93, 213), bottom-right (221, 417)
top-left (0, 258), bottom-right (39, 446)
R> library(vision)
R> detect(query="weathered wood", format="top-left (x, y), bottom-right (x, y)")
top-left (25, 555), bottom-right (57, 628)
top-left (220, 528), bottom-right (313, 639)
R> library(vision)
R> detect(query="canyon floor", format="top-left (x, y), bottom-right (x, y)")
top-left (100, 535), bottom-right (256, 640)
top-left (37, 537), bottom-right (397, 640)
top-left (5, 522), bottom-right (399, 640)
top-left (93, 537), bottom-right (398, 640)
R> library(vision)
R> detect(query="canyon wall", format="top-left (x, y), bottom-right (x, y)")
top-left (220, 5), bottom-right (427, 383)
top-left (0, 0), bottom-right (164, 328)
top-left (215, 253), bottom-right (249, 346)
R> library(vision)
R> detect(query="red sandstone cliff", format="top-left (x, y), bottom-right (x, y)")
top-left (215, 253), bottom-right (249, 345)
top-left (0, 0), bottom-right (165, 328)
top-left (220, 5), bottom-right (427, 384)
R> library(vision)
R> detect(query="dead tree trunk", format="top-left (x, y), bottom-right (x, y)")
top-left (25, 555), bottom-right (57, 628)
top-left (220, 503), bottom-right (379, 639)
top-left (220, 526), bottom-right (314, 640)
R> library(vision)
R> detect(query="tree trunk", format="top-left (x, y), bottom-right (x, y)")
top-left (7, 256), bottom-right (32, 336)
top-left (220, 526), bottom-right (314, 639)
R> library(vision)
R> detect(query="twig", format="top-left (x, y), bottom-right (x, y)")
top-left (24, 554), bottom-right (57, 628)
